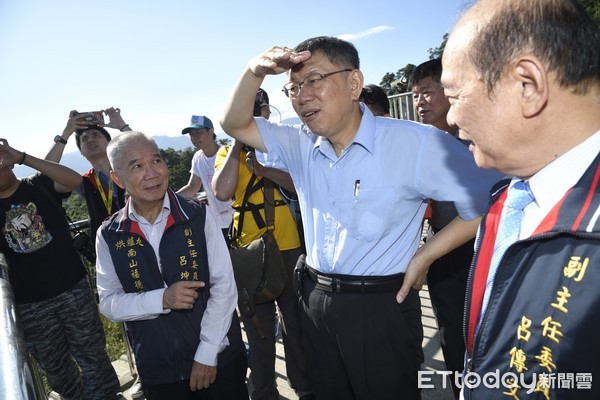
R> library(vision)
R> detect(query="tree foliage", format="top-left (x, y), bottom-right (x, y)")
top-left (379, 31), bottom-right (446, 96)
top-left (427, 33), bottom-right (448, 60)
top-left (160, 146), bottom-right (196, 190)
top-left (379, 65), bottom-right (417, 95)
top-left (579, 0), bottom-right (600, 23)
top-left (66, 192), bottom-right (89, 222)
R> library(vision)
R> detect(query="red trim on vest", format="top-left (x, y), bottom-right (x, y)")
top-left (467, 190), bottom-right (507, 356)
top-left (83, 168), bottom-right (99, 190)
top-left (531, 193), bottom-right (568, 236)
top-left (129, 220), bottom-right (145, 240)
top-left (572, 162), bottom-right (600, 231)
top-left (165, 214), bottom-right (175, 231)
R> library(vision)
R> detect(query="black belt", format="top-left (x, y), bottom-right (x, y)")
top-left (306, 267), bottom-right (404, 294)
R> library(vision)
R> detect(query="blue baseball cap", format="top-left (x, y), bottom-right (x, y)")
top-left (182, 115), bottom-right (213, 134)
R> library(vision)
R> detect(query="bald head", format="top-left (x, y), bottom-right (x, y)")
top-left (450, 0), bottom-right (600, 95)
top-left (441, 0), bottom-right (600, 177)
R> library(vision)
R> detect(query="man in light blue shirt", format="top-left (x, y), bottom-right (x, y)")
top-left (220, 36), bottom-right (501, 400)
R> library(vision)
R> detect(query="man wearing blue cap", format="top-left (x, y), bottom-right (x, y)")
top-left (178, 116), bottom-right (234, 239)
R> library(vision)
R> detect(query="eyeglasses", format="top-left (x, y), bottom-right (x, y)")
top-left (282, 69), bottom-right (352, 98)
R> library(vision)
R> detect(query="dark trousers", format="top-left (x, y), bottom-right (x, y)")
top-left (426, 238), bottom-right (474, 399)
top-left (241, 246), bottom-right (310, 400)
top-left (19, 278), bottom-right (120, 400)
top-left (300, 275), bottom-right (423, 400)
top-left (143, 348), bottom-right (248, 400)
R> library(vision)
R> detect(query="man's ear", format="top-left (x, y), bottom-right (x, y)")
top-left (110, 170), bottom-right (125, 189)
top-left (513, 56), bottom-right (548, 118)
top-left (350, 69), bottom-right (364, 101)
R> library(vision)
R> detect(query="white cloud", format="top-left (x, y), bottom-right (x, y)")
top-left (337, 26), bottom-right (394, 41)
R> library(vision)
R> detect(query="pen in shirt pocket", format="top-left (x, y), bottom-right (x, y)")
top-left (354, 179), bottom-right (361, 197)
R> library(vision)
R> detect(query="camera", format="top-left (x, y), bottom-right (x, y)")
top-left (72, 231), bottom-right (97, 264)
top-left (75, 111), bottom-right (105, 126)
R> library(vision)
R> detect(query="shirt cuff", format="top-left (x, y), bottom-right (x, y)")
top-left (194, 336), bottom-right (230, 367)
top-left (148, 288), bottom-right (171, 315)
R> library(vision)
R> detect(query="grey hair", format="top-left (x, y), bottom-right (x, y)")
top-left (107, 131), bottom-right (159, 175)
top-left (465, 0), bottom-right (600, 95)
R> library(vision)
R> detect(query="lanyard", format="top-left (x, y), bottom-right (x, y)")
top-left (93, 170), bottom-right (114, 214)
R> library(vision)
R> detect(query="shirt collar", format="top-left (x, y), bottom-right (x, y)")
top-left (128, 194), bottom-right (171, 226)
top-left (311, 103), bottom-right (375, 160)
top-left (525, 129), bottom-right (600, 213)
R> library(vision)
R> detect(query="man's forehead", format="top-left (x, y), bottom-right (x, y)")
top-left (440, 67), bottom-right (457, 92)
top-left (290, 51), bottom-right (333, 77)
top-left (189, 128), bottom-right (210, 134)
top-left (81, 129), bottom-right (103, 138)
top-left (413, 79), bottom-right (439, 91)
top-left (125, 150), bottom-right (162, 166)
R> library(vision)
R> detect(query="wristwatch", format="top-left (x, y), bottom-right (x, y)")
top-left (54, 135), bottom-right (67, 144)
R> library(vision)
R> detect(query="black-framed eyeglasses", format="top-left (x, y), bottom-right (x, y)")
top-left (282, 69), bottom-right (352, 98)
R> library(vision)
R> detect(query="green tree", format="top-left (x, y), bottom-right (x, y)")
top-left (379, 72), bottom-right (398, 95)
top-left (379, 65), bottom-right (416, 95)
top-left (579, 0), bottom-right (600, 23)
top-left (160, 146), bottom-right (196, 190)
top-left (65, 193), bottom-right (88, 222)
top-left (427, 33), bottom-right (448, 60)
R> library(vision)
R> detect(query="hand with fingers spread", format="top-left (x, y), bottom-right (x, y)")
top-left (190, 361), bottom-right (217, 391)
top-left (162, 280), bottom-right (205, 310)
top-left (248, 46), bottom-right (312, 78)
top-left (63, 110), bottom-right (90, 137)
top-left (396, 216), bottom-right (481, 303)
top-left (103, 107), bottom-right (131, 131)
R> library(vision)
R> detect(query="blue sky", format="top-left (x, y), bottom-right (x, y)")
top-left (0, 0), bottom-right (471, 159)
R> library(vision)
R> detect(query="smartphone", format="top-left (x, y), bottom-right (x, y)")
top-left (75, 111), bottom-right (104, 126)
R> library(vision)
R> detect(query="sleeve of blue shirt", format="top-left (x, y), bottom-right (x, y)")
top-left (414, 126), bottom-right (505, 220)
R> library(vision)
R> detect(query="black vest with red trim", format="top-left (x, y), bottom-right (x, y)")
top-left (100, 190), bottom-right (243, 384)
top-left (463, 153), bottom-right (600, 399)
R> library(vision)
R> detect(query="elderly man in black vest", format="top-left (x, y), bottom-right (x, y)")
top-left (96, 131), bottom-right (248, 400)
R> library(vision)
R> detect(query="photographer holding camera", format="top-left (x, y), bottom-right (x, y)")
top-left (46, 107), bottom-right (132, 243)
top-left (0, 138), bottom-right (122, 399)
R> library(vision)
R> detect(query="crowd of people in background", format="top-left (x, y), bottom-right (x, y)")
top-left (0, 0), bottom-right (598, 399)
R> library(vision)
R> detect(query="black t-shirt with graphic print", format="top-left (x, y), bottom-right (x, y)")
top-left (0, 174), bottom-right (86, 304)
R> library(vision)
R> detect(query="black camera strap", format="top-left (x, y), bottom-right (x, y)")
top-left (230, 173), bottom-right (277, 245)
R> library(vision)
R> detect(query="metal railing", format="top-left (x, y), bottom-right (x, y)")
top-left (0, 254), bottom-right (47, 399)
top-left (388, 92), bottom-right (419, 121)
